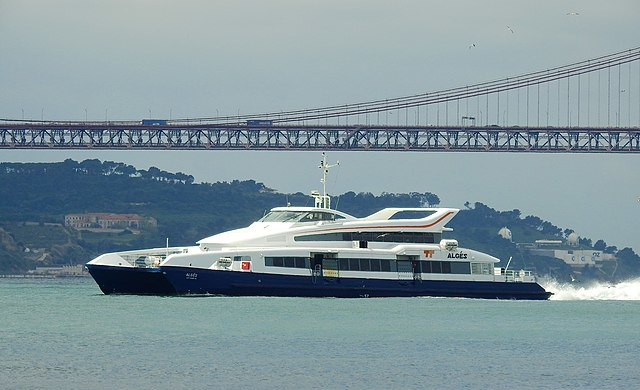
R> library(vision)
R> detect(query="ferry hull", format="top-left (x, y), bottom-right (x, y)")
top-left (86, 264), bottom-right (176, 295)
top-left (161, 267), bottom-right (552, 300)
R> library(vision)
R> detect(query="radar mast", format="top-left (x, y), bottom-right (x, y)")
top-left (313, 152), bottom-right (339, 209)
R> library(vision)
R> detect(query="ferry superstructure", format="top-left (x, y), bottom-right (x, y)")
top-left (86, 154), bottom-right (551, 299)
top-left (158, 204), bottom-right (549, 299)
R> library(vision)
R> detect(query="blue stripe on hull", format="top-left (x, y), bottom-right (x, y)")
top-left (161, 267), bottom-right (552, 300)
top-left (86, 264), bottom-right (176, 295)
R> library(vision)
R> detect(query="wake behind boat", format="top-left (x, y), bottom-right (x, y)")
top-left (86, 154), bottom-right (551, 300)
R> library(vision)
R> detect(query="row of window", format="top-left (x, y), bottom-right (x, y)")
top-left (294, 231), bottom-right (442, 244)
top-left (265, 256), bottom-right (309, 269)
top-left (264, 257), bottom-right (475, 275)
top-left (259, 211), bottom-right (345, 223)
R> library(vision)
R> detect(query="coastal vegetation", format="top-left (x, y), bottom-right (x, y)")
top-left (1, 159), bottom-right (638, 281)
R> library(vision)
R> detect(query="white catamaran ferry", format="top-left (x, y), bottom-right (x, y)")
top-left (86, 154), bottom-right (551, 300)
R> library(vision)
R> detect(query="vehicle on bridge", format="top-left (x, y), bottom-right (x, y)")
top-left (246, 119), bottom-right (273, 126)
top-left (141, 119), bottom-right (168, 125)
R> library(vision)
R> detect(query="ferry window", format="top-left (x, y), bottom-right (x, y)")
top-left (295, 233), bottom-right (342, 241)
top-left (296, 231), bottom-right (441, 244)
top-left (396, 260), bottom-right (412, 273)
top-left (450, 262), bottom-right (470, 274)
top-left (360, 259), bottom-right (371, 271)
top-left (441, 261), bottom-right (451, 274)
top-left (370, 259), bottom-right (381, 271)
top-left (323, 259), bottom-right (339, 271)
top-left (380, 260), bottom-right (391, 272)
top-left (321, 212), bottom-right (337, 221)
top-left (421, 261), bottom-right (431, 273)
top-left (339, 258), bottom-right (349, 271)
top-left (352, 232), bottom-right (373, 242)
top-left (349, 259), bottom-right (359, 271)
top-left (295, 257), bottom-right (307, 268)
top-left (389, 210), bottom-right (436, 219)
top-left (298, 212), bottom-right (339, 222)
top-left (259, 211), bottom-right (307, 222)
top-left (265, 256), bottom-right (310, 268)
top-left (471, 263), bottom-right (491, 275)
top-left (297, 212), bottom-right (315, 222)
top-left (431, 261), bottom-right (442, 273)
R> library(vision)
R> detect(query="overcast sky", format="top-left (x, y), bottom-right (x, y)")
top-left (1, 1), bottom-right (639, 251)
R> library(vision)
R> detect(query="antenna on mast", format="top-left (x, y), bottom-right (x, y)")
top-left (504, 256), bottom-right (513, 272)
top-left (315, 152), bottom-right (339, 209)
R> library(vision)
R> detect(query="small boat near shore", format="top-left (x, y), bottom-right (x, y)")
top-left (86, 154), bottom-right (551, 300)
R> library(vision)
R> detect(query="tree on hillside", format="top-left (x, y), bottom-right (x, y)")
top-left (614, 248), bottom-right (640, 279)
top-left (579, 237), bottom-right (593, 247)
top-left (594, 240), bottom-right (607, 251)
top-left (78, 159), bottom-right (103, 175)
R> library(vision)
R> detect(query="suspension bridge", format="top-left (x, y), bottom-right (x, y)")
top-left (2, 47), bottom-right (640, 153)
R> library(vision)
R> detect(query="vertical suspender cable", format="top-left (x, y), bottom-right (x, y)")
top-left (618, 63), bottom-right (622, 126)
top-left (608, 66), bottom-right (611, 127)
top-left (577, 73), bottom-right (581, 127)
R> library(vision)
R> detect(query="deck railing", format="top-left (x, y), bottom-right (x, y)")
top-left (496, 268), bottom-right (535, 282)
top-left (119, 249), bottom-right (188, 268)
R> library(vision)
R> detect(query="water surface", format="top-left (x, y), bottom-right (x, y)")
top-left (1, 278), bottom-right (639, 389)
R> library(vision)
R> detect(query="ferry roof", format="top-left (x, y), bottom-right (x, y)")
top-left (196, 206), bottom-right (458, 247)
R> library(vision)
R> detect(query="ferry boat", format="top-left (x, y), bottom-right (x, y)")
top-left (87, 154), bottom-right (551, 299)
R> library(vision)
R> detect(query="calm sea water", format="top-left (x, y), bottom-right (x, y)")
top-left (1, 277), bottom-right (639, 390)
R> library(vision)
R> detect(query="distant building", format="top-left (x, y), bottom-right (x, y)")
top-left (533, 239), bottom-right (564, 247)
top-left (27, 264), bottom-right (87, 276)
top-left (498, 227), bottom-right (512, 241)
top-left (529, 248), bottom-right (616, 268)
top-left (567, 232), bottom-right (580, 247)
top-left (511, 231), bottom-right (616, 268)
top-left (64, 213), bottom-right (156, 231)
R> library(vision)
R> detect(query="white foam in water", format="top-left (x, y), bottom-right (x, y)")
top-left (540, 277), bottom-right (640, 300)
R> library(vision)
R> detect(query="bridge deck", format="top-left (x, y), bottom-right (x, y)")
top-left (1, 124), bottom-right (640, 153)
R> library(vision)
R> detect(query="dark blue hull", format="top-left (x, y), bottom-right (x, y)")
top-left (161, 267), bottom-right (552, 300)
top-left (86, 264), bottom-right (176, 295)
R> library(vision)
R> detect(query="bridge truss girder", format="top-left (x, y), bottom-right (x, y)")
top-left (1, 124), bottom-right (639, 153)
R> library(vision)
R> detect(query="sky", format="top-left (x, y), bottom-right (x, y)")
top-left (1, 0), bottom-right (639, 251)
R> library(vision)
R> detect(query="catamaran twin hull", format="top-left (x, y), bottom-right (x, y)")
top-left (87, 265), bottom-right (551, 300)
top-left (87, 264), bottom-right (176, 295)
